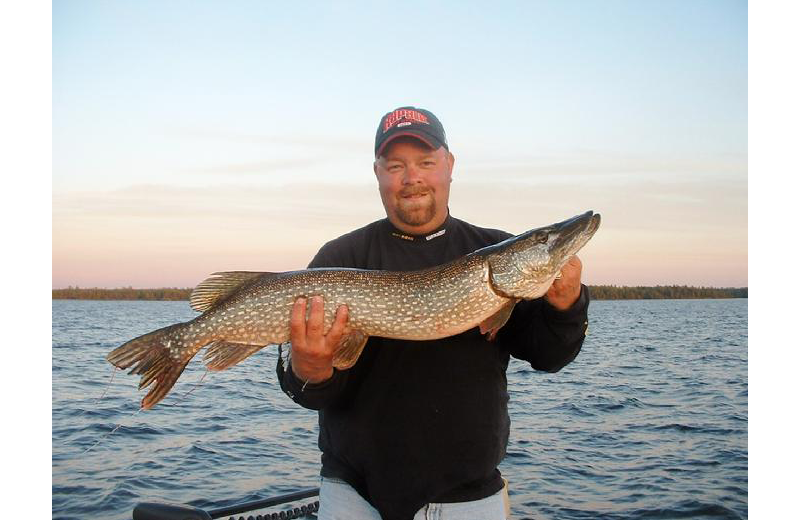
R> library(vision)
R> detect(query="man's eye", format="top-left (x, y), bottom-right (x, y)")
top-left (388, 164), bottom-right (403, 172)
top-left (421, 161), bottom-right (435, 167)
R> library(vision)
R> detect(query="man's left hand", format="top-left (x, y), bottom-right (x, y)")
top-left (545, 255), bottom-right (583, 311)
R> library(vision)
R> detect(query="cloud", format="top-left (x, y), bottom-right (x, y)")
top-left (457, 150), bottom-right (746, 185)
top-left (164, 126), bottom-right (368, 153)
top-left (52, 171), bottom-right (747, 288)
top-left (181, 158), bottom-right (325, 175)
top-left (53, 182), bottom-right (385, 287)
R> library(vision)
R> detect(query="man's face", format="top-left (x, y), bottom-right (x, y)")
top-left (374, 138), bottom-right (454, 235)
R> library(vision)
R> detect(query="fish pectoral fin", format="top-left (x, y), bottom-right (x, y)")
top-left (203, 341), bottom-right (265, 371)
top-left (332, 330), bottom-right (369, 370)
top-left (479, 299), bottom-right (520, 341)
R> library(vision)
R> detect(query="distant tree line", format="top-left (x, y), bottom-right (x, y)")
top-left (588, 285), bottom-right (747, 300)
top-left (52, 286), bottom-right (192, 301)
top-left (53, 285), bottom-right (747, 301)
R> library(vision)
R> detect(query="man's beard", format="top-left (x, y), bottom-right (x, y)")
top-left (396, 188), bottom-right (436, 227)
top-left (396, 200), bottom-right (437, 227)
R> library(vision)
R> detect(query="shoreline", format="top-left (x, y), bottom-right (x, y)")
top-left (52, 285), bottom-right (748, 301)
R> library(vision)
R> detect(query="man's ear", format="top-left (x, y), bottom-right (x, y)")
top-left (447, 151), bottom-right (455, 181)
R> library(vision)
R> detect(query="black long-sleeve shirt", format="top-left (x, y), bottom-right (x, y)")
top-left (277, 215), bottom-right (589, 520)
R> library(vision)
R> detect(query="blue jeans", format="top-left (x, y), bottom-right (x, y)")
top-left (317, 477), bottom-right (509, 520)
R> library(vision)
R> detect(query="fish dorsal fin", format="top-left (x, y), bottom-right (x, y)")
top-left (190, 271), bottom-right (271, 313)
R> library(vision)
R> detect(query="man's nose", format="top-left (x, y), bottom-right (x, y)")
top-left (402, 164), bottom-right (423, 184)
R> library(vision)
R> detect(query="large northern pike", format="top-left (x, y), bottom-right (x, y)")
top-left (107, 210), bottom-right (600, 409)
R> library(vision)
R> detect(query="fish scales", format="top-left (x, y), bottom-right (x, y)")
top-left (197, 257), bottom-right (502, 343)
top-left (107, 211), bottom-right (600, 409)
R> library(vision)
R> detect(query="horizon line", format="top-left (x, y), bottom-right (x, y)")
top-left (52, 283), bottom-right (749, 290)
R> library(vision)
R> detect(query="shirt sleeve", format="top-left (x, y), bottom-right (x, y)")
top-left (496, 284), bottom-right (590, 372)
top-left (276, 354), bottom-right (350, 411)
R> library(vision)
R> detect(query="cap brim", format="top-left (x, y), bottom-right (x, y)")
top-left (375, 131), bottom-right (442, 157)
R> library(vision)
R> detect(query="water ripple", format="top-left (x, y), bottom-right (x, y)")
top-left (52, 298), bottom-right (747, 519)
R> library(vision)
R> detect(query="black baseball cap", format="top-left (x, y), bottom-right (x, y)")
top-left (374, 106), bottom-right (448, 158)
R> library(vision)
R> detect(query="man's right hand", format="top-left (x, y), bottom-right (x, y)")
top-left (289, 296), bottom-right (349, 384)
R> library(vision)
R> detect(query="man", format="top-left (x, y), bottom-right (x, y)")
top-left (277, 107), bottom-right (589, 520)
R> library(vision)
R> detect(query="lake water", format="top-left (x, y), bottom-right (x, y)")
top-left (52, 298), bottom-right (747, 519)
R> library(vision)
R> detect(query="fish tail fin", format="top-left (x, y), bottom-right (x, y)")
top-left (106, 324), bottom-right (193, 409)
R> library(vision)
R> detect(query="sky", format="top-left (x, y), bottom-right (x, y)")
top-left (52, 0), bottom-right (748, 288)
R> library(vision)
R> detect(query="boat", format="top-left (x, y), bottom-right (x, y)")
top-left (132, 487), bottom-right (320, 519)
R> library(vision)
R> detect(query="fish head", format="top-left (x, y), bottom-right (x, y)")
top-left (483, 210), bottom-right (601, 299)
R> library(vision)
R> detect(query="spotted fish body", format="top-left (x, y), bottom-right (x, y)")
top-left (107, 211), bottom-right (600, 409)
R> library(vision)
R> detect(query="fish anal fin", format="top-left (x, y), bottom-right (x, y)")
top-left (203, 341), bottom-right (265, 371)
top-left (190, 271), bottom-right (275, 313)
top-left (332, 330), bottom-right (369, 370)
top-left (479, 299), bottom-right (520, 341)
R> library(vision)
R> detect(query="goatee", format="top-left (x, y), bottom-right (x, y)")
top-left (395, 186), bottom-right (437, 227)
top-left (397, 202), bottom-right (437, 227)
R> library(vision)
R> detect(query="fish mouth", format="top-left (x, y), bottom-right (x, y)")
top-left (551, 210), bottom-right (601, 255)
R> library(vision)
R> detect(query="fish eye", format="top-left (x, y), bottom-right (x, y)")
top-left (535, 232), bottom-right (549, 244)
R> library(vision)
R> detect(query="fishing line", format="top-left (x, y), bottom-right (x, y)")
top-left (81, 406), bottom-right (143, 455)
top-left (77, 365), bottom-right (207, 455)
top-left (179, 369), bottom-right (209, 400)
top-left (97, 365), bottom-right (118, 400)
top-left (69, 365), bottom-right (120, 420)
